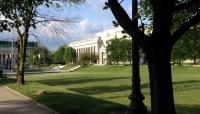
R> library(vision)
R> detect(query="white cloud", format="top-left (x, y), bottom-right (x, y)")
top-left (79, 19), bottom-right (103, 33)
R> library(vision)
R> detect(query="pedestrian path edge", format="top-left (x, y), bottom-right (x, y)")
top-left (3, 86), bottom-right (60, 114)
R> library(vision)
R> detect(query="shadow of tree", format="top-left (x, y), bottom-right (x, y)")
top-left (33, 91), bottom-right (127, 114)
top-left (173, 80), bottom-right (200, 91)
top-left (36, 77), bottom-right (130, 86)
top-left (0, 77), bottom-right (16, 85)
top-left (176, 104), bottom-right (200, 114)
top-left (69, 83), bottom-right (149, 95)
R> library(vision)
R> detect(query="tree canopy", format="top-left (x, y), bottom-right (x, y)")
top-left (106, 37), bottom-right (132, 65)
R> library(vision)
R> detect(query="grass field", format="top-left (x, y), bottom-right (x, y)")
top-left (1, 65), bottom-right (200, 114)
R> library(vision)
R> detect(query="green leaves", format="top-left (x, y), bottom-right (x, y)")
top-left (106, 37), bottom-right (132, 65)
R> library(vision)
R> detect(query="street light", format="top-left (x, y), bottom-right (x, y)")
top-left (7, 38), bottom-right (15, 70)
top-left (38, 53), bottom-right (41, 70)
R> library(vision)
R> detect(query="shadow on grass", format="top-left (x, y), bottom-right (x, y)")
top-left (176, 104), bottom-right (200, 114)
top-left (69, 83), bottom-right (149, 95)
top-left (173, 80), bottom-right (200, 91)
top-left (67, 80), bottom-right (200, 95)
top-left (36, 77), bottom-right (129, 86)
top-left (0, 77), bottom-right (16, 85)
top-left (33, 91), bottom-right (127, 114)
top-left (173, 80), bottom-right (200, 85)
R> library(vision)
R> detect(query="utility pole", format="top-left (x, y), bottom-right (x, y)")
top-left (128, 0), bottom-right (147, 113)
top-left (11, 38), bottom-right (14, 69)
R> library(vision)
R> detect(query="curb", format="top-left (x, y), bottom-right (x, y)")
top-left (3, 86), bottom-right (60, 114)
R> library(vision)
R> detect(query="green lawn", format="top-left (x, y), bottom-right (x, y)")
top-left (2, 65), bottom-right (200, 114)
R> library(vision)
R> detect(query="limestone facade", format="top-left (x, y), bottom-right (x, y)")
top-left (69, 27), bottom-right (126, 65)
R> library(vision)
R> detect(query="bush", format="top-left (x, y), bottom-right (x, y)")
top-left (79, 53), bottom-right (90, 67)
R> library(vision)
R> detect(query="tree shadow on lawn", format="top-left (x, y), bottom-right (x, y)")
top-left (0, 77), bottom-right (16, 85)
top-left (36, 77), bottom-right (129, 86)
top-left (173, 80), bottom-right (200, 91)
top-left (67, 80), bottom-right (200, 95)
top-left (33, 91), bottom-right (128, 114)
top-left (33, 91), bottom-right (200, 114)
top-left (176, 104), bottom-right (200, 114)
top-left (68, 83), bottom-right (149, 95)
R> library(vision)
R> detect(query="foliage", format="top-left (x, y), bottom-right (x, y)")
top-left (171, 27), bottom-right (200, 65)
top-left (63, 46), bottom-right (77, 64)
top-left (79, 53), bottom-right (91, 66)
top-left (106, 37), bottom-right (132, 65)
top-left (28, 47), bottom-right (50, 66)
top-left (53, 46), bottom-right (66, 64)
top-left (53, 45), bottom-right (77, 64)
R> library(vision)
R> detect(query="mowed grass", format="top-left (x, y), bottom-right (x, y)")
top-left (2, 65), bottom-right (200, 114)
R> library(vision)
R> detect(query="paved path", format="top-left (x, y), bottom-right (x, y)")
top-left (0, 86), bottom-right (55, 114)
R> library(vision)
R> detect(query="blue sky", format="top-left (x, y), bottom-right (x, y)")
top-left (0, 0), bottom-right (131, 51)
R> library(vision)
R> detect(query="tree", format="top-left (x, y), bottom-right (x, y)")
top-left (121, 38), bottom-right (132, 64)
top-left (0, 0), bottom-right (48, 84)
top-left (54, 46), bottom-right (66, 64)
top-left (28, 47), bottom-right (50, 66)
top-left (63, 46), bottom-right (77, 64)
top-left (106, 38), bottom-right (132, 65)
top-left (0, 0), bottom-right (85, 85)
top-left (171, 27), bottom-right (200, 65)
top-left (79, 53), bottom-right (90, 66)
top-left (106, 0), bottom-right (200, 114)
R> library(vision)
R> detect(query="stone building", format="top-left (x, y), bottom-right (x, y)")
top-left (0, 40), bottom-right (37, 69)
top-left (69, 27), bottom-right (126, 65)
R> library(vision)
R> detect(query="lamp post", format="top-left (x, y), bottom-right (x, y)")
top-left (7, 38), bottom-right (15, 70)
top-left (38, 53), bottom-right (41, 70)
top-left (128, 0), bottom-right (147, 114)
top-left (11, 38), bottom-right (14, 68)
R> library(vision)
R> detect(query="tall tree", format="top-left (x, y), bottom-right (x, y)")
top-left (171, 26), bottom-right (200, 65)
top-left (63, 46), bottom-right (76, 64)
top-left (28, 47), bottom-right (49, 66)
top-left (0, 0), bottom-right (85, 84)
top-left (54, 46), bottom-right (66, 64)
top-left (106, 0), bottom-right (200, 114)
top-left (106, 38), bottom-right (131, 65)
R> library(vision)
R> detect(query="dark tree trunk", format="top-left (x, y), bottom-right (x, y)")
top-left (16, 34), bottom-right (28, 85)
top-left (16, 39), bottom-right (20, 80)
top-left (194, 59), bottom-right (197, 65)
top-left (145, 43), bottom-right (175, 114)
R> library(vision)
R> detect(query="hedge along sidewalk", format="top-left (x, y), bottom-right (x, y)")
top-left (0, 86), bottom-right (59, 114)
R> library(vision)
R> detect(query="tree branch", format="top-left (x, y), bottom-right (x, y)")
top-left (170, 11), bottom-right (200, 45)
top-left (174, 0), bottom-right (199, 12)
top-left (106, 0), bottom-right (149, 47)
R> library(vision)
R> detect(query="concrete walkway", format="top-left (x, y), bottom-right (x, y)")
top-left (0, 86), bottom-right (55, 114)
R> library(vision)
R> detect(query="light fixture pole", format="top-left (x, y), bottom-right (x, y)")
top-left (128, 0), bottom-right (147, 113)
top-left (38, 53), bottom-right (41, 70)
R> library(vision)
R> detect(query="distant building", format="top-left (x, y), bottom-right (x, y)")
top-left (0, 40), bottom-right (38, 69)
top-left (69, 27), bottom-right (127, 65)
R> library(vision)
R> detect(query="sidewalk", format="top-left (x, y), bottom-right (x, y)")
top-left (0, 86), bottom-right (55, 114)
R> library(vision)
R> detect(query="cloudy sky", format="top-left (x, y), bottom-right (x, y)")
top-left (0, 0), bottom-right (131, 51)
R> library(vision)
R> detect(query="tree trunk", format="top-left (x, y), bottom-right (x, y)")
top-left (16, 34), bottom-right (28, 85)
top-left (16, 39), bottom-right (20, 80)
top-left (146, 44), bottom-right (176, 114)
top-left (194, 59), bottom-right (197, 65)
